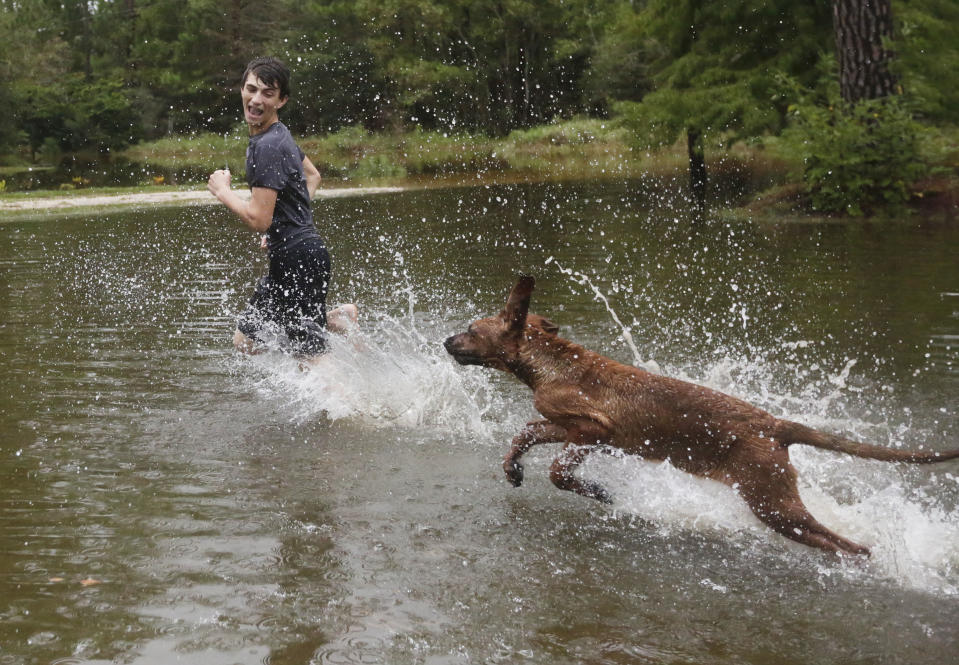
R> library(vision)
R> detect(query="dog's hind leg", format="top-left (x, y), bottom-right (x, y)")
top-left (549, 444), bottom-right (613, 504)
top-left (504, 420), bottom-right (567, 487)
top-left (746, 494), bottom-right (871, 556)
top-left (734, 463), bottom-right (871, 557)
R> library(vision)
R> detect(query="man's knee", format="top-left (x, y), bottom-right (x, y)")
top-left (327, 303), bottom-right (359, 334)
top-left (233, 329), bottom-right (259, 354)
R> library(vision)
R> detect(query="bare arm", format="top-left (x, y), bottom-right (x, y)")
top-left (302, 156), bottom-right (321, 200)
top-left (207, 169), bottom-right (276, 233)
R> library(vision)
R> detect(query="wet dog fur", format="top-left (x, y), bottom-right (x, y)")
top-left (444, 276), bottom-right (959, 556)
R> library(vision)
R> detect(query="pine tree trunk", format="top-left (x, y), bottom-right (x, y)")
top-left (124, 0), bottom-right (137, 67)
top-left (832, 0), bottom-right (899, 102)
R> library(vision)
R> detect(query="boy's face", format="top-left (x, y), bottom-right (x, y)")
top-left (240, 72), bottom-right (287, 135)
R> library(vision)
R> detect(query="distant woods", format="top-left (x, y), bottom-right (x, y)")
top-left (0, 0), bottom-right (957, 212)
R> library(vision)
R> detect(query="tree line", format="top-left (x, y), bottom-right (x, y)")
top-left (1, 0), bottom-right (957, 209)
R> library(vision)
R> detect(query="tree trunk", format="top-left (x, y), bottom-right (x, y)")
top-left (831, 0), bottom-right (899, 102)
top-left (125, 0), bottom-right (136, 63)
top-left (687, 128), bottom-right (707, 214)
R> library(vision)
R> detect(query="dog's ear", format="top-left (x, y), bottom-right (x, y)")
top-left (503, 275), bottom-right (535, 332)
top-left (528, 314), bottom-right (559, 334)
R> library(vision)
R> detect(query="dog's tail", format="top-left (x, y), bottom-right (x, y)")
top-left (777, 421), bottom-right (959, 464)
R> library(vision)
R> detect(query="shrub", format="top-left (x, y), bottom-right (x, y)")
top-left (352, 154), bottom-right (407, 180)
top-left (781, 95), bottom-right (927, 215)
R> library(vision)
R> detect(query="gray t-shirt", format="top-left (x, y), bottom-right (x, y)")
top-left (245, 122), bottom-right (318, 250)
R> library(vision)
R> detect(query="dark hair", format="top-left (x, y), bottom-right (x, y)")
top-left (241, 57), bottom-right (290, 99)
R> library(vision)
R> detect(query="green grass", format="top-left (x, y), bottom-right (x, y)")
top-left (116, 117), bottom-right (693, 186)
top-left (0, 184), bottom-right (203, 199)
top-left (0, 117), bottom-right (809, 209)
top-left (121, 131), bottom-right (248, 173)
top-left (0, 115), bottom-right (780, 199)
top-left (6, 115), bottom-right (954, 223)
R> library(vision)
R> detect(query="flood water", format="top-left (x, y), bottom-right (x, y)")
top-left (1, 179), bottom-right (958, 664)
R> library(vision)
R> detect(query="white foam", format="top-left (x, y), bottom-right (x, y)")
top-left (237, 310), bottom-right (500, 440)
top-left (567, 357), bottom-right (959, 595)
top-left (793, 447), bottom-right (959, 593)
top-left (236, 294), bottom-right (959, 596)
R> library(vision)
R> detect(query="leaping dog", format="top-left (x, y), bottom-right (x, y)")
top-left (444, 276), bottom-right (959, 556)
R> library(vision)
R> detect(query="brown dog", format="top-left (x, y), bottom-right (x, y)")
top-left (444, 276), bottom-right (959, 556)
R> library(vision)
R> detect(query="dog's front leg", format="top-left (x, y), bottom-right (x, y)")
top-left (504, 419), bottom-right (568, 487)
top-left (549, 443), bottom-right (614, 504)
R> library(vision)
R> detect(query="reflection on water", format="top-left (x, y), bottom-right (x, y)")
top-left (1, 180), bottom-right (958, 664)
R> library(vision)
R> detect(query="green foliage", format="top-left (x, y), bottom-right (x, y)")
top-left (17, 74), bottom-right (143, 154)
top-left (271, 0), bottom-right (615, 135)
top-left (893, 0), bottom-right (959, 124)
top-left (0, 0), bottom-right (958, 220)
top-left (780, 94), bottom-right (927, 215)
top-left (397, 128), bottom-right (502, 175)
top-left (352, 154), bottom-right (408, 180)
top-left (301, 125), bottom-right (499, 178)
top-left (504, 117), bottom-right (629, 146)
top-left (122, 130), bottom-right (247, 171)
top-left (494, 117), bottom-right (637, 176)
top-left (612, 0), bottom-right (833, 148)
top-left (589, 3), bottom-right (659, 104)
top-left (122, 117), bottom-right (648, 186)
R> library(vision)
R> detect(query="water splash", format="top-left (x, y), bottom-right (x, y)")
top-left (233, 256), bottom-right (958, 596)
top-left (530, 261), bottom-right (958, 594)
top-left (235, 306), bottom-right (501, 442)
top-left (575, 354), bottom-right (959, 595)
top-left (546, 256), bottom-right (660, 374)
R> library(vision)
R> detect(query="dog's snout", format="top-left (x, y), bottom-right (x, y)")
top-left (443, 335), bottom-right (459, 354)
top-left (444, 333), bottom-right (478, 366)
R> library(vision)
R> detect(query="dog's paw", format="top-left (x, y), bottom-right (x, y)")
top-left (584, 481), bottom-right (614, 504)
top-left (504, 460), bottom-right (524, 487)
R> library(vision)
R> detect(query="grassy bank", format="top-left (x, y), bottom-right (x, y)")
top-left (118, 118), bottom-right (673, 185)
top-left (115, 120), bottom-right (798, 213)
top-left (3, 116), bottom-right (956, 221)
top-left (6, 117), bottom-right (785, 202)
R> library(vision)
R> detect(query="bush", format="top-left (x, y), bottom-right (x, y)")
top-left (352, 154), bottom-right (407, 180)
top-left (122, 130), bottom-right (247, 174)
top-left (781, 95), bottom-right (928, 215)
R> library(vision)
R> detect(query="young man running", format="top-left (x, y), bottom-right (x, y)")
top-left (208, 57), bottom-right (356, 356)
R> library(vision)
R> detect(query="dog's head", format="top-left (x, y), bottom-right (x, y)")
top-left (444, 276), bottom-right (558, 371)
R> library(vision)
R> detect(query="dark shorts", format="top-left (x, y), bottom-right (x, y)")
top-left (236, 237), bottom-right (332, 355)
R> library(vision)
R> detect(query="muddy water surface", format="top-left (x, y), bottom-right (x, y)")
top-left (1, 180), bottom-right (958, 664)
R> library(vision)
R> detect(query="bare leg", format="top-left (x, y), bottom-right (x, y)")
top-left (296, 304), bottom-right (363, 369)
top-left (235, 304), bottom-right (358, 361)
top-left (549, 444), bottom-right (613, 504)
top-left (327, 303), bottom-right (359, 335)
top-left (504, 419), bottom-right (567, 486)
top-left (233, 329), bottom-right (265, 355)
